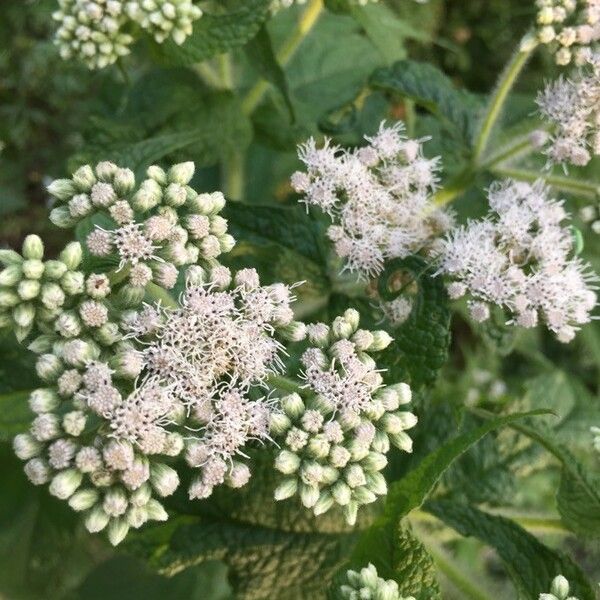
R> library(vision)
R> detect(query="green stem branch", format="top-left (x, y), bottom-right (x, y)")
top-left (472, 40), bottom-right (534, 165)
top-left (145, 281), bottom-right (178, 309)
top-left (267, 374), bottom-right (306, 396)
top-left (242, 0), bottom-right (324, 114)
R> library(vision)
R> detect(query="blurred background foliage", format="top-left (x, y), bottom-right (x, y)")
top-left (1, 0), bottom-right (600, 598)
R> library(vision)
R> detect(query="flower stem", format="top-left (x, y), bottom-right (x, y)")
top-left (472, 40), bottom-right (534, 165)
top-left (145, 282), bottom-right (178, 309)
top-left (242, 0), bottom-right (324, 115)
top-left (221, 150), bottom-right (245, 202)
top-left (267, 374), bottom-right (306, 396)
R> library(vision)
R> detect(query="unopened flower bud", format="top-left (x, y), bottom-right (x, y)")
top-left (275, 450), bottom-right (301, 475)
top-left (22, 235), bottom-right (44, 261)
top-left (72, 165), bottom-right (96, 192)
top-left (59, 242), bottom-right (83, 270)
top-left (13, 433), bottom-right (42, 460)
top-left (69, 488), bottom-right (99, 511)
top-left (150, 463), bottom-right (180, 497)
top-left (50, 469), bottom-right (82, 499)
top-left (0, 264), bottom-right (22, 286)
top-left (168, 162), bottom-right (195, 185)
top-left (274, 477), bottom-right (298, 501)
top-left (108, 518), bottom-right (129, 546)
top-left (113, 168), bottom-right (135, 196)
top-left (47, 178), bottom-right (77, 201)
top-left (85, 506), bottom-right (110, 533)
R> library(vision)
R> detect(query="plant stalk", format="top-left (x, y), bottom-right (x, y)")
top-left (242, 0), bottom-right (324, 114)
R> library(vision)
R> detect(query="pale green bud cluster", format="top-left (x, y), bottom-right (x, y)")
top-left (591, 425), bottom-right (600, 452)
top-left (0, 237), bottom-right (85, 341)
top-left (271, 311), bottom-right (416, 525)
top-left (526, 0), bottom-right (600, 65)
top-left (52, 0), bottom-right (134, 70)
top-left (125, 0), bottom-right (203, 45)
top-left (53, 0), bottom-right (203, 70)
top-left (539, 574), bottom-right (579, 600)
top-left (48, 161), bottom-right (234, 295)
top-left (336, 564), bottom-right (413, 600)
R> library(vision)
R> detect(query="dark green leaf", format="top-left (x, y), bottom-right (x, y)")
top-left (150, 0), bottom-right (271, 66)
top-left (426, 500), bottom-right (595, 600)
top-left (377, 256), bottom-right (451, 390)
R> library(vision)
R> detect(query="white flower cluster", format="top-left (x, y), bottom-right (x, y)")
top-left (438, 179), bottom-right (597, 343)
top-left (271, 309), bottom-right (416, 525)
top-left (48, 161), bottom-right (235, 293)
top-left (291, 122), bottom-right (451, 279)
top-left (53, 0), bottom-right (202, 69)
top-left (0, 236), bottom-right (85, 341)
top-left (337, 564), bottom-right (413, 600)
top-left (539, 574), bottom-right (579, 600)
top-left (536, 53), bottom-right (600, 166)
top-left (530, 0), bottom-right (600, 66)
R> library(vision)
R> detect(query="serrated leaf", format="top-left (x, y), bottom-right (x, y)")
top-left (246, 25), bottom-right (294, 118)
top-left (426, 500), bottom-right (595, 600)
top-left (337, 523), bottom-right (440, 600)
top-left (377, 256), bottom-right (451, 390)
top-left (370, 60), bottom-right (482, 146)
top-left (381, 410), bottom-right (549, 523)
top-left (150, 0), bottom-right (271, 66)
top-left (154, 519), bottom-right (355, 600)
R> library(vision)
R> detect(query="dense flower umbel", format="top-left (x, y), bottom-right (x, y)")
top-left (48, 161), bottom-right (235, 292)
top-left (539, 575), bottom-right (579, 600)
top-left (527, 0), bottom-right (600, 66)
top-left (271, 309), bottom-right (416, 525)
top-left (438, 179), bottom-right (597, 343)
top-left (536, 53), bottom-right (600, 166)
top-left (336, 564), bottom-right (413, 600)
top-left (0, 236), bottom-right (85, 341)
top-left (53, 0), bottom-right (203, 69)
top-left (291, 122), bottom-right (452, 279)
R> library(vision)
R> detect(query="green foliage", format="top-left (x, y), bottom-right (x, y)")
top-left (377, 256), bottom-right (451, 390)
top-left (426, 500), bottom-right (596, 599)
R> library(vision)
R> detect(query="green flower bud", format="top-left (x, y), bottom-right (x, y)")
top-left (185, 265), bottom-right (206, 286)
top-left (22, 235), bottom-right (44, 260)
top-left (47, 178), bottom-right (77, 201)
top-left (281, 393), bottom-right (305, 419)
top-left (59, 242), bottom-right (83, 270)
top-left (69, 488), bottom-right (99, 511)
top-left (168, 161), bottom-right (195, 185)
top-left (13, 433), bottom-right (42, 460)
top-left (60, 271), bottom-right (85, 296)
top-left (351, 329), bottom-right (374, 351)
top-left (49, 206), bottom-right (76, 229)
top-left (274, 478), bottom-right (298, 501)
top-left (0, 290), bottom-right (20, 308)
top-left (44, 260), bottom-right (68, 280)
top-left (130, 483), bottom-right (152, 507)
top-left (132, 180), bottom-right (161, 212)
top-left (84, 506), bottom-right (110, 533)
top-left (41, 283), bottom-right (66, 309)
top-left (307, 435), bottom-right (330, 459)
top-left (14, 303), bottom-right (36, 327)
top-left (145, 499), bottom-right (169, 522)
top-left (116, 285), bottom-right (145, 308)
top-left (95, 161), bottom-right (118, 182)
top-left (389, 431), bottom-right (413, 453)
top-left (361, 451), bottom-right (387, 472)
top-left (29, 388), bottom-right (60, 413)
top-left (342, 308), bottom-right (360, 331)
top-left (369, 330), bottom-right (393, 351)
top-left (365, 471), bottom-right (387, 496)
top-left (0, 312), bottom-right (10, 328)
top-left (28, 335), bottom-right (55, 354)
top-left (371, 431), bottom-right (390, 454)
top-left (313, 491), bottom-right (334, 516)
top-left (275, 450), bottom-right (301, 475)
top-left (331, 481), bottom-right (352, 506)
top-left (113, 168), bottom-right (135, 196)
top-left (18, 280), bottom-right (40, 301)
top-left (0, 264), bottom-right (22, 286)
top-left (127, 506), bottom-right (148, 529)
top-left (22, 260), bottom-right (44, 280)
top-left (72, 165), bottom-right (96, 192)
top-left (300, 483), bottom-right (319, 508)
top-left (107, 518), bottom-right (129, 546)
top-left (389, 382), bottom-right (412, 405)
top-left (359, 564), bottom-right (379, 589)
top-left (164, 183), bottom-right (187, 207)
top-left (550, 575), bottom-right (570, 599)
top-left (269, 412), bottom-right (291, 436)
top-left (0, 249), bottom-right (23, 266)
top-left (95, 322), bottom-right (122, 347)
top-left (210, 191), bottom-right (226, 214)
top-left (218, 233), bottom-right (236, 254)
top-left (150, 463), bottom-right (180, 497)
top-left (36, 353), bottom-right (63, 382)
top-left (343, 501), bottom-right (358, 526)
top-left (147, 165), bottom-right (167, 185)
top-left (49, 469), bottom-right (82, 499)
top-left (280, 321), bottom-right (307, 342)
top-left (332, 316), bottom-right (354, 339)
top-left (209, 216), bottom-right (228, 237)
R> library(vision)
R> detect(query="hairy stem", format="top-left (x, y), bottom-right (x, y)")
top-left (472, 40), bottom-right (534, 165)
top-left (267, 374), bottom-right (306, 396)
top-left (218, 53), bottom-right (234, 90)
top-left (242, 0), bottom-right (324, 114)
top-left (222, 150), bottom-right (245, 201)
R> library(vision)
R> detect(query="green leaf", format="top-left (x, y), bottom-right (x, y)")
top-left (382, 410), bottom-right (549, 523)
top-left (377, 256), bottom-right (451, 390)
top-left (246, 25), bottom-right (295, 119)
top-left (338, 522), bottom-right (440, 600)
top-left (150, 0), bottom-right (271, 66)
top-left (426, 500), bottom-right (596, 600)
top-left (154, 519), bottom-right (355, 600)
top-left (370, 59), bottom-right (482, 145)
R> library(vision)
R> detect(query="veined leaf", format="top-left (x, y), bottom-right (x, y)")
top-left (426, 500), bottom-right (595, 600)
top-left (377, 256), bottom-right (451, 390)
top-left (382, 410), bottom-right (549, 523)
top-left (149, 0), bottom-right (271, 66)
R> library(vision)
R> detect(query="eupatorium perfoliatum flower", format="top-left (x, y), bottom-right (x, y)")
top-left (53, 0), bottom-right (202, 70)
top-left (271, 309), bottom-right (416, 525)
top-left (334, 564), bottom-right (413, 600)
top-left (536, 53), bottom-right (600, 166)
top-left (539, 574), bottom-right (579, 600)
top-left (437, 179), bottom-right (597, 343)
top-left (527, 0), bottom-right (600, 66)
top-left (8, 159), bottom-right (412, 545)
top-left (291, 121), bottom-right (453, 279)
